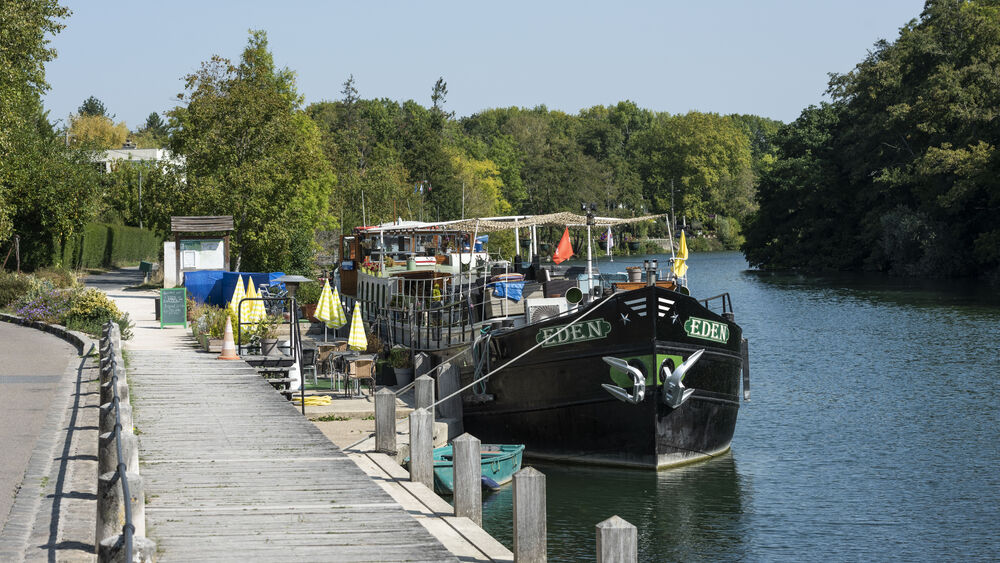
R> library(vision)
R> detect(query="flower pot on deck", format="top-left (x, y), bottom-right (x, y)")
top-left (393, 367), bottom-right (414, 388)
top-left (260, 338), bottom-right (279, 356)
top-left (628, 241), bottom-right (641, 252)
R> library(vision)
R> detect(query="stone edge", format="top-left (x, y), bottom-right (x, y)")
top-left (0, 314), bottom-right (98, 560)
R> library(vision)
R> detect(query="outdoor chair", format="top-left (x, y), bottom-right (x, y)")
top-left (301, 347), bottom-right (318, 386)
top-left (346, 355), bottom-right (376, 398)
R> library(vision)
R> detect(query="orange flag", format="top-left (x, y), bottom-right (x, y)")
top-left (553, 227), bottom-right (574, 264)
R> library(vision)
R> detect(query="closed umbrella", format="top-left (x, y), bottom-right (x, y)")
top-left (229, 275), bottom-right (246, 320)
top-left (314, 280), bottom-right (345, 342)
top-left (330, 287), bottom-right (347, 330)
top-left (347, 304), bottom-right (367, 352)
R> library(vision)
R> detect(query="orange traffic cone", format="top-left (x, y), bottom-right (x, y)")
top-left (217, 317), bottom-right (240, 360)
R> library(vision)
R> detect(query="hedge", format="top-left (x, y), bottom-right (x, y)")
top-left (55, 223), bottom-right (160, 270)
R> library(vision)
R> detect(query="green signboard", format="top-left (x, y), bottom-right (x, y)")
top-left (536, 319), bottom-right (612, 348)
top-left (683, 316), bottom-right (729, 344)
top-left (160, 288), bottom-right (187, 329)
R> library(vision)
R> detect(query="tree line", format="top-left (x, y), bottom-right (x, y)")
top-left (744, 0), bottom-right (1000, 281)
top-left (3, 0), bottom-right (779, 274)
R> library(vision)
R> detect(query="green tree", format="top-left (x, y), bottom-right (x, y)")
top-left (745, 0), bottom-right (1000, 278)
top-left (169, 30), bottom-right (335, 272)
top-left (78, 95), bottom-right (109, 117)
top-left (132, 112), bottom-right (169, 147)
top-left (0, 0), bottom-right (71, 244)
top-left (634, 111), bottom-right (755, 222)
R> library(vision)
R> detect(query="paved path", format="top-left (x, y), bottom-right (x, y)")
top-left (0, 323), bottom-right (77, 530)
top-left (0, 321), bottom-right (99, 562)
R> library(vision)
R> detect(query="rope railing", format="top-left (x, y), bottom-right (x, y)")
top-left (97, 321), bottom-right (154, 561)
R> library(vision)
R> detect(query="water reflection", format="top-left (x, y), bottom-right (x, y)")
top-left (482, 454), bottom-right (747, 562)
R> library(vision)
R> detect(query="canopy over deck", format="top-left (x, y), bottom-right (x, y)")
top-left (358, 212), bottom-right (666, 234)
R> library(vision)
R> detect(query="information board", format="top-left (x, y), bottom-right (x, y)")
top-left (160, 288), bottom-right (187, 329)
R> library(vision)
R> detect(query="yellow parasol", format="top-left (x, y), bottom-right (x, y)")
top-left (245, 282), bottom-right (264, 325)
top-left (347, 304), bottom-right (367, 351)
top-left (329, 287), bottom-right (347, 329)
top-left (229, 275), bottom-right (246, 319)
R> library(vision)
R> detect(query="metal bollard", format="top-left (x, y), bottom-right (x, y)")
top-left (375, 388), bottom-right (397, 454)
top-left (513, 466), bottom-right (547, 562)
top-left (415, 375), bottom-right (435, 420)
top-left (95, 471), bottom-right (145, 549)
top-left (452, 433), bottom-right (482, 526)
top-left (408, 408), bottom-right (434, 489)
top-left (596, 515), bottom-right (637, 563)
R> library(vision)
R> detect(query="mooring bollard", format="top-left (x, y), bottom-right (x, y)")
top-left (99, 402), bottom-right (132, 436)
top-left (98, 534), bottom-right (156, 563)
top-left (95, 471), bottom-right (145, 548)
top-left (98, 431), bottom-right (138, 475)
top-left (375, 388), bottom-right (397, 454)
top-left (415, 374), bottom-right (435, 420)
top-left (513, 466), bottom-right (547, 562)
top-left (596, 515), bottom-right (637, 563)
top-left (453, 433), bottom-right (482, 526)
top-left (409, 408), bottom-right (434, 489)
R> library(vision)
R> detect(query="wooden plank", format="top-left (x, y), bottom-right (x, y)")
top-left (170, 216), bottom-right (234, 232)
top-left (128, 349), bottom-right (458, 562)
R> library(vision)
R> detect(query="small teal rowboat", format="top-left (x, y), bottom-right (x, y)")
top-left (431, 444), bottom-right (525, 495)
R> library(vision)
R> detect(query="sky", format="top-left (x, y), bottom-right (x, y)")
top-left (42, 0), bottom-right (928, 131)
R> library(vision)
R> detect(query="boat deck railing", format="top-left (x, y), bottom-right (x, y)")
top-left (699, 292), bottom-right (734, 316)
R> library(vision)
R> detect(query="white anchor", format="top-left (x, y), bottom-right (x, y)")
top-left (600, 356), bottom-right (645, 404)
top-left (661, 349), bottom-right (704, 408)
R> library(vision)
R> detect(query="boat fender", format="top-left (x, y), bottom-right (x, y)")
top-left (661, 349), bottom-right (704, 408)
top-left (600, 356), bottom-right (645, 404)
top-left (481, 476), bottom-right (502, 489)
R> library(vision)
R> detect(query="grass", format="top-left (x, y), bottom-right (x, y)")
top-left (311, 414), bottom-right (351, 422)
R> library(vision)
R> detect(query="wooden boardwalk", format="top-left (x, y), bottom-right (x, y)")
top-left (128, 350), bottom-right (457, 562)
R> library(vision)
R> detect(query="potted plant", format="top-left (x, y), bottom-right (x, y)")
top-left (388, 346), bottom-right (413, 387)
top-left (205, 307), bottom-right (234, 353)
top-left (256, 315), bottom-right (281, 356)
top-left (294, 280), bottom-right (322, 321)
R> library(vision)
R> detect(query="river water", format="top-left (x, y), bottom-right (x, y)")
top-left (478, 251), bottom-right (1000, 561)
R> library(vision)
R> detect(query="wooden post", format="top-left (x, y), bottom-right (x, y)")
top-left (596, 515), bottom-right (637, 563)
top-left (513, 466), bottom-right (546, 562)
top-left (375, 388), bottom-right (397, 454)
top-left (408, 408), bottom-right (433, 489)
top-left (452, 433), bottom-right (482, 526)
top-left (415, 374), bottom-right (435, 420)
top-left (95, 471), bottom-right (145, 549)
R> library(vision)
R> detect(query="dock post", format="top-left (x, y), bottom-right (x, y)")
top-left (452, 433), bottom-right (482, 525)
top-left (409, 408), bottom-right (434, 489)
top-left (415, 374), bottom-right (435, 419)
top-left (596, 515), bottom-right (637, 563)
top-left (513, 466), bottom-right (546, 562)
top-left (375, 388), bottom-right (397, 454)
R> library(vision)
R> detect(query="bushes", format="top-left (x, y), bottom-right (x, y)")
top-left (56, 223), bottom-right (161, 270)
top-left (107, 224), bottom-right (160, 266)
top-left (0, 272), bottom-right (39, 308)
top-left (80, 223), bottom-right (109, 268)
top-left (4, 281), bottom-right (133, 339)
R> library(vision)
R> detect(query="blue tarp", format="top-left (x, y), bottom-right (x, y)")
top-left (183, 270), bottom-right (225, 305)
top-left (184, 271), bottom-right (285, 306)
top-left (493, 281), bottom-right (525, 302)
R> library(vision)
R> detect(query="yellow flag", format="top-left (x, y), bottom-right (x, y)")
top-left (673, 231), bottom-right (689, 278)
